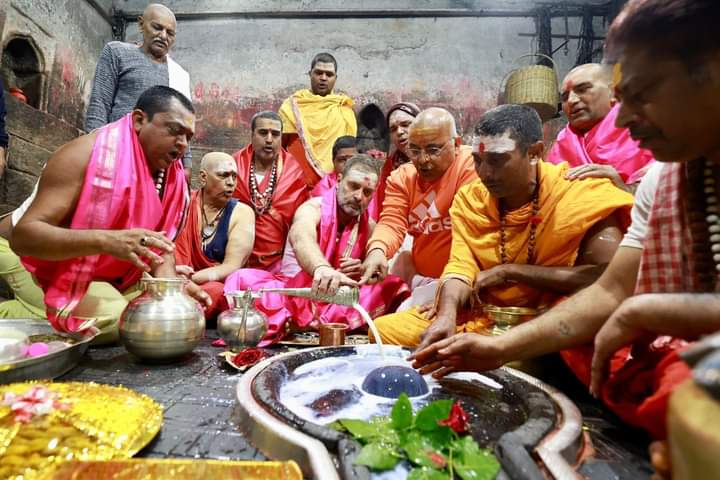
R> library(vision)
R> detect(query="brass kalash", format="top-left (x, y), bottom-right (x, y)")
top-left (217, 286), bottom-right (359, 351)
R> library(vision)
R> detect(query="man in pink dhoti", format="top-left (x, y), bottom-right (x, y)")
top-left (547, 63), bottom-right (655, 192)
top-left (225, 154), bottom-right (410, 345)
top-left (11, 86), bottom-right (210, 343)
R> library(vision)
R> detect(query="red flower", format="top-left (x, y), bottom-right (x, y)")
top-left (232, 347), bottom-right (267, 367)
top-left (530, 215), bottom-right (543, 226)
top-left (438, 400), bottom-right (469, 434)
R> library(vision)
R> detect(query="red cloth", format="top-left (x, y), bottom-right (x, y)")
top-left (562, 161), bottom-right (705, 440)
top-left (561, 341), bottom-right (691, 439)
top-left (174, 190), bottom-right (228, 319)
top-left (232, 144), bottom-right (309, 269)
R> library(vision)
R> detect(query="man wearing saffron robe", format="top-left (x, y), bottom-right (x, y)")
top-left (546, 63), bottom-right (655, 192)
top-left (225, 154), bottom-right (409, 345)
top-left (232, 111), bottom-right (309, 272)
top-left (360, 107), bottom-right (477, 310)
top-left (375, 104), bottom-right (633, 347)
top-left (279, 52), bottom-right (357, 186)
top-left (10, 86), bottom-right (210, 343)
top-left (174, 152), bottom-right (255, 321)
top-left (413, 0), bottom-right (720, 446)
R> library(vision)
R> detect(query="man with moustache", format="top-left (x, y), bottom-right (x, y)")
top-left (360, 107), bottom-right (477, 310)
top-left (85, 3), bottom-right (193, 181)
top-left (547, 63), bottom-right (655, 192)
top-left (225, 155), bottom-right (409, 344)
top-left (9, 86), bottom-right (209, 343)
top-left (231, 111), bottom-right (309, 272)
top-left (174, 152), bottom-right (256, 320)
top-left (279, 53), bottom-right (357, 186)
top-left (413, 0), bottom-right (720, 448)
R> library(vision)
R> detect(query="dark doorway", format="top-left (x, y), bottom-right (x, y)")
top-left (2, 36), bottom-right (44, 109)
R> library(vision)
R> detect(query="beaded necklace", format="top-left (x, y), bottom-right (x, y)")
top-left (154, 169), bottom-right (165, 197)
top-left (498, 185), bottom-right (541, 265)
top-left (249, 160), bottom-right (278, 215)
top-left (200, 191), bottom-right (226, 244)
top-left (701, 159), bottom-right (720, 289)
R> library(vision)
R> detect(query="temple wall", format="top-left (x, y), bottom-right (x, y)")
top-left (0, 0), bottom-right (114, 212)
top-left (0, 0), bottom-right (613, 210)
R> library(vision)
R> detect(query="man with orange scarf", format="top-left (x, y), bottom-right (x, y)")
top-left (279, 52), bottom-right (357, 187)
top-left (360, 107), bottom-right (477, 312)
top-left (225, 154), bottom-right (409, 345)
top-left (11, 86), bottom-right (210, 343)
top-left (375, 105), bottom-right (633, 347)
top-left (174, 152), bottom-right (255, 320)
top-left (232, 111), bottom-right (309, 272)
top-left (547, 63), bottom-right (655, 192)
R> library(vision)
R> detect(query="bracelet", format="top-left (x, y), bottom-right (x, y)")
top-left (312, 264), bottom-right (332, 276)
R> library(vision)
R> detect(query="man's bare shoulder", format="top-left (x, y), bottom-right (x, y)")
top-left (298, 196), bottom-right (322, 213)
top-left (45, 132), bottom-right (97, 176)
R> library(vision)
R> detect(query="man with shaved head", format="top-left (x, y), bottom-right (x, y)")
top-left (386, 104), bottom-right (632, 349)
top-left (174, 152), bottom-right (256, 321)
top-left (85, 3), bottom-right (194, 180)
top-left (547, 63), bottom-right (655, 191)
top-left (360, 107), bottom-right (477, 313)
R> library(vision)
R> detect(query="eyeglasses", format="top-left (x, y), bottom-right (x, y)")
top-left (407, 140), bottom-right (451, 159)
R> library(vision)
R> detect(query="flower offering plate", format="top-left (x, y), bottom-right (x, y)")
top-left (0, 319), bottom-right (97, 384)
top-left (0, 381), bottom-right (163, 479)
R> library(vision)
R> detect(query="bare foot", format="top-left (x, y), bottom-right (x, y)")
top-left (649, 440), bottom-right (671, 480)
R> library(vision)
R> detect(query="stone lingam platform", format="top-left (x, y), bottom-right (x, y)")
top-left (235, 345), bottom-right (586, 480)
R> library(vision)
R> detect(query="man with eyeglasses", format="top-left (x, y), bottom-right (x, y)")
top-left (372, 104), bottom-right (633, 347)
top-left (359, 107), bottom-right (477, 312)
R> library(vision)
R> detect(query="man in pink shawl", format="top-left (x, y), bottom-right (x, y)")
top-left (547, 63), bottom-right (655, 192)
top-left (225, 154), bottom-right (409, 345)
top-left (11, 86), bottom-right (210, 343)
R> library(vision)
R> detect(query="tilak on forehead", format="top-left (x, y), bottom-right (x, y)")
top-left (472, 132), bottom-right (516, 154)
top-left (345, 168), bottom-right (378, 187)
top-left (562, 79), bottom-right (575, 93)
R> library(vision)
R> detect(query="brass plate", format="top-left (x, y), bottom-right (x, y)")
top-left (278, 332), bottom-right (369, 347)
top-left (40, 459), bottom-right (303, 479)
top-left (0, 382), bottom-right (163, 479)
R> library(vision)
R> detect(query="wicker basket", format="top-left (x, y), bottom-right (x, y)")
top-left (503, 53), bottom-right (560, 121)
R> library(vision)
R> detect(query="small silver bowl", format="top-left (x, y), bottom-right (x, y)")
top-left (483, 305), bottom-right (540, 335)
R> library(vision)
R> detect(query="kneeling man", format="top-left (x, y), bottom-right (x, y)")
top-left (11, 86), bottom-right (209, 343)
top-left (225, 154), bottom-right (409, 344)
top-left (375, 104), bottom-right (634, 347)
top-left (174, 152), bottom-right (255, 320)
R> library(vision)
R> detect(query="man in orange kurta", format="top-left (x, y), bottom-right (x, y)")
top-left (232, 112), bottom-right (309, 272)
top-left (175, 152), bottom-right (255, 320)
top-left (360, 107), bottom-right (477, 309)
top-left (279, 52), bottom-right (357, 187)
top-left (376, 105), bottom-right (633, 347)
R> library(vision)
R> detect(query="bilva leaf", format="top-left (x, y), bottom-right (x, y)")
top-left (391, 393), bottom-right (413, 430)
top-left (415, 399), bottom-right (453, 431)
top-left (402, 431), bottom-right (447, 469)
top-left (354, 442), bottom-right (400, 470)
top-left (339, 418), bottom-right (382, 440)
top-left (452, 436), bottom-right (500, 480)
top-left (407, 466), bottom-right (451, 480)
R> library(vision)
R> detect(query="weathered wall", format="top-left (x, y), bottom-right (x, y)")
top-left (117, 0), bottom-right (610, 155)
top-left (0, 0), bottom-right (113, 211)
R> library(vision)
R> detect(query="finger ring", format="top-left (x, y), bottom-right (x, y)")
top-left (140, 237), bottom-right (148, 247)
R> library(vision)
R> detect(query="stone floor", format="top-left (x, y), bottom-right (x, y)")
top-left (58, 331), bottom-right (654, 478)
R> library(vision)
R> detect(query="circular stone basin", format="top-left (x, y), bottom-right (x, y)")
top-left (246, 345), bottom-right (579, 479)
top-left (361, 365), bottom-right (429, 398)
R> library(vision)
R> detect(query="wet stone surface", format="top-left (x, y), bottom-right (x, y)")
top-left (60, 330), bottom-right (266, 461)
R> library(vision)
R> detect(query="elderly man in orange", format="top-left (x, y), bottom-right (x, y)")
top-left (360, 107), bottom-right (477, 311)
top-left (376, 104), bottom-right (634, 347)
top-left (279, 52), bottom-right (357, 186)
top-left (174, 152), bottom-right (255, 320)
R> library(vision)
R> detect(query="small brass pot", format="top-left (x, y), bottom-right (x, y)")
top-left (483, 305), bottom-right (540, 335)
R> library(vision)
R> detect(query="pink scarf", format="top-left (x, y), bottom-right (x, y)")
top-left (22, 114), bottom-right (189, 333)
top-left (547, 104), bottom-right (655, 184)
